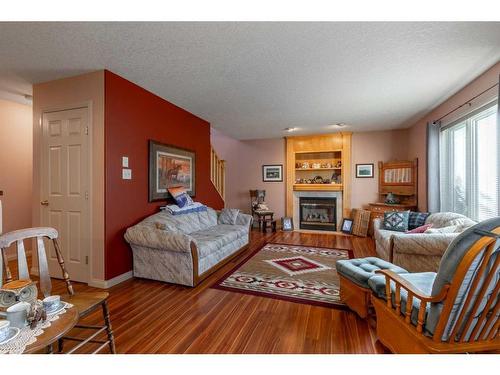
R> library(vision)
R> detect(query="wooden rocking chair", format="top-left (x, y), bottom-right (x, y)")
top-left (369, 217), bottom-right (500, 353)
top-left (0, 227), bottom-right (116, 354)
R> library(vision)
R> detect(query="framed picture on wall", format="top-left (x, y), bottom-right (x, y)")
top-left (356, 163), bottom-right (374, 178)
top-left (262, 164), bottom-right (283, 182)
top-left (149, 140), bottom-right (196, 202)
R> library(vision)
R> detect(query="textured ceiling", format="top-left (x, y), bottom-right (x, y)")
top-left (0, 22), bottom-right (499, 139)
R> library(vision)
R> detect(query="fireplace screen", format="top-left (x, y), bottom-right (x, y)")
top-left (299, 197), bottom-right (337, 231)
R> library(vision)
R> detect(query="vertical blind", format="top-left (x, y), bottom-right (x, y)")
top-left (440, 101), bottom-right (499, 221)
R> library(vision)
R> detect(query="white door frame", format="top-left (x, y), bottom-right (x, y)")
top-left (38, 101), bottom-right (94, 284)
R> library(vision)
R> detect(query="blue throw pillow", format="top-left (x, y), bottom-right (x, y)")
top-left (408, 211), bottom-right (430, 230)
top-left (383, 211), bottom-right (410, 232)
top-left (167, 186), bottom-right (193, 208)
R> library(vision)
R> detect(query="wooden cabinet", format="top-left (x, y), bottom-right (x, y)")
top-left (368, 159), bottom-right (419, 235)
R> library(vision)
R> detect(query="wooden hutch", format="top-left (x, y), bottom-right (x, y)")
top-left (285, 133), bottom-right (352, 220)
top-left (368, 159), bottom-right (418, 229)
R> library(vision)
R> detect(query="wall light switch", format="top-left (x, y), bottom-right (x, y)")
top-left (122, 168), bottom-right (132, 180)
top-left (122, 156), bottom-right (129, 168)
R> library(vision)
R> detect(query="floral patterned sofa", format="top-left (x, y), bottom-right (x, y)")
top-left (124, 208), bottom-right (253, 286)
top-left (373, 212), bottom-right (476, 272)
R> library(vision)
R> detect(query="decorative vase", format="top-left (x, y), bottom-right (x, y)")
top-left (385, 192), bottom-right (400, 205)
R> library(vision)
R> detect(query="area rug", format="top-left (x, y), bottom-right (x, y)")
top-left (212, 243), bottom-right (353, 308)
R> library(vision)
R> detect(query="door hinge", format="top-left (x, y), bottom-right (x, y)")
top-left (84, 126), bottom-right (89, 135)
top-left (85, 256), bottom-right (89, 265)
top-left (85, 191), bottom-right (89, 200)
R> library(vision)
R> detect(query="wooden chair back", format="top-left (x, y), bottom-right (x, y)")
top-left (249, 189), bottom-right (266, 214)
top-left (376, 220), bottom-right (499, 353)
top-left (0, 227), bottom-right (74, 298)
top-left (430, 226), bottom-right (499, 345)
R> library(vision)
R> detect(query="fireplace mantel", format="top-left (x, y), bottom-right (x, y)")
top-left (293, 191), bottom-right (343, 232)
top-left (285, 133), bottom-right (352, 226)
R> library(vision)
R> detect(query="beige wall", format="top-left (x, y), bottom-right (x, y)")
top-left (405, 61), bottom-right (500, 211)
top-left (351, 129), bottom-right (409, 210)
top-left (211, 129), bottom-right (286, 218)
top-left (32, 71), bottom-right (105, 282)
top-left (212, 128), bottom-right (408, 219)
top-left (0, 99), bottom-right (33, 253)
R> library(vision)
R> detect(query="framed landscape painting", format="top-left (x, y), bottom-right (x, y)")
top-left (356, 163), bottom-right (374, 178)
top-left (262, 164), bottom-right (283, 182)
top-left (149, 140), bottom-right (196, 202)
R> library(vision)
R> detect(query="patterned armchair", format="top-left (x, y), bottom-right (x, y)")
top-left (374, 212), bottom-right (476, 272)
top-left (369, 218), bottom-right (500, 353)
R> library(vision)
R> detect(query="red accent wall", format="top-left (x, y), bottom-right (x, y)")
top-left (104, 70), bottom-right (224, 280)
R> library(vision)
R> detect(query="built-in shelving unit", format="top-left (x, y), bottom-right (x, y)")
top-left (285, 133), bottom-right (352, 219)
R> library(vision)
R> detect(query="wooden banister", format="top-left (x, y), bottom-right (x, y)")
top-left (210, 146), bottom-right (226, 202)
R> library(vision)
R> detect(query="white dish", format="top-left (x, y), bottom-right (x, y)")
top-left (45, 301), bottom-right (66, 315)
top-left (0, 327), bottom-right (20, 345)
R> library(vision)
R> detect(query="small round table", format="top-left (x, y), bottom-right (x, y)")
top-left (23, 306), bottom-right (79, 354)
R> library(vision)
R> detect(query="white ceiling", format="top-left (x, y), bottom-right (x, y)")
top-left (0, 22), bottom-right (499, 139)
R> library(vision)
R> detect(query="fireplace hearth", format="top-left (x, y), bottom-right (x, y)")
top-left (299, 197), bottom-right (337, 231)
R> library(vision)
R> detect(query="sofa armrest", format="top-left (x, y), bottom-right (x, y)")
top-left (373, 217), bottom-right (383, 231)
top-left (392, 233), bottom-right (458, 257)
top-left (235, 212), bottom-right (253, 228)
top-left (124, 224), bottom-right (193, 253)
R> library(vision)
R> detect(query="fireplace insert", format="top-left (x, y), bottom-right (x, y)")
top-left (299, 197), bottom-right (337, 231)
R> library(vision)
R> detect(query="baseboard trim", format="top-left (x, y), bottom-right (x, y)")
top-left (31, 266), bottom-right (132, 289)
top-left (88, 271), bottom-right (133, 289)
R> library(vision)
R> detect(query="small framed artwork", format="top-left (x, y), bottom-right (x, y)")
top-left (149, 140), bottom-right (196, 202)
top-left (262, 164), bottom-right (283, 182)
top-left (341, 218), bottom-right (354, 234)
top-left (356, 163), bottom-right (374, 178)
top-left (281, 217), bottom-right (294, 231)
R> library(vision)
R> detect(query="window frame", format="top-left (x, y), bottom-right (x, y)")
top-left (439, 100), bottom-right (499, 221)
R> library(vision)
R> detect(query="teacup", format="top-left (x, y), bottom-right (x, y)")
top-left (43, 295), bottom-right (61, 312)
top-left (0, 319), bottom-right (10, 341)
top-left (6, 302), bottom-right (30, 329)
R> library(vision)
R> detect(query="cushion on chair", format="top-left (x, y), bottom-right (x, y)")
top-left (406, 223), bottom-right (433, 233)
top-left (427, 217), bottom-right (500, 341)
top-left (425, 212), bottom-right (476, 229)
top-left (408, 212), bottom-right (430, 230)
top-left (368, 272), bottom-right (436, 327)
top-left (382, 211), bottom-right (410, 232)
top-left (336, 257), bottom-right (408, 289)
top-left (191, 224), bottom-right (249, 258)
top-left (218, 208), bottom-right (240, 225)
top-left (254, 210), bottom-right (273, 215)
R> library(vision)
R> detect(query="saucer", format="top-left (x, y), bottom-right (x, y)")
top-left (45, 301), bottom-right (65, 315)
top-left (0, 327), bottom-right (20, 345)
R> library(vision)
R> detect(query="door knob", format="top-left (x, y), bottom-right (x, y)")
top-left (40, 200), bottom-right (49, 206)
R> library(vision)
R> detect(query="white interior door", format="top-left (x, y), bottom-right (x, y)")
top-left (41, 107), bottom-right (90, 283)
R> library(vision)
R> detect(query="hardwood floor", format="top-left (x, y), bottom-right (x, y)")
top-left (40, 230), bottom-right (384, 353)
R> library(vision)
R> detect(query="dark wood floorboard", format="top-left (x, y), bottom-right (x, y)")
top-left (24, 230), bottom-right (383, 353)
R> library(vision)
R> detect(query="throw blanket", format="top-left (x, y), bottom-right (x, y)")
top-left (161, 202), bottom-right (207, 215)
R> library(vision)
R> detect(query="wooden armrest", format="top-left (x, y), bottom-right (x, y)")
top-left (375, 269), bottom-right (449, 303)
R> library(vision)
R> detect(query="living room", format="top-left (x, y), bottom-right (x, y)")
top-left (0, 1), bottom-right (499, 372)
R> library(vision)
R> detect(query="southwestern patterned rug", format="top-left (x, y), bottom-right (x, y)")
top-left (213, 243), bottom-right (353, 308)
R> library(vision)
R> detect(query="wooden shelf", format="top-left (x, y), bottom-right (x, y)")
top-left (294, 149), bottom-right (342, 154)
top-left (293, 184), bottom-right (343, 191)
top-left (295, 168), bottom-right (341, 171)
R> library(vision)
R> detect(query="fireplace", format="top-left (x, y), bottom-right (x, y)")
top-left (299, 197), bottom-right (337, 231)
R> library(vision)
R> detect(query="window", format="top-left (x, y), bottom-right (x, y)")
top-left (440, 101), bottom-right (499, 221)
